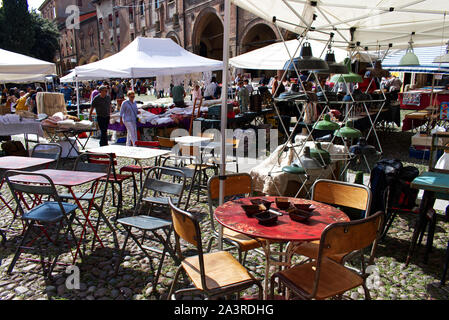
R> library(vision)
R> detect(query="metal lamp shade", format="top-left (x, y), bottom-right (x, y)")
top-left (313, 114), bottom-right (340, 131)
top-left (329, 58), bottom-right (362, 83)
top-left (400, 51), bottom-right (420, 66)
top-left (335, 120), bottom-right (362, 139)
top-left (325, 51), bottom-right (349, 74)
top-left (367, 60), bottom-right (390, 78)
top-left (349, 137), bottom-right (376, 155)
top-left (434, 53), bottom-right (449, 63)
top-left (298, 41), bottom-right (329, 71)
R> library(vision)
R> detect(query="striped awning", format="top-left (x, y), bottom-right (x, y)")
top-left (383, 45), bottom-right (449, 74)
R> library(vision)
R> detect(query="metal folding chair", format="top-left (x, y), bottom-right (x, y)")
top-left (30, 143), bottom-right (63, 169)
top-left (4, 170), bottom-right (79, 279)
top-left (58, 152), bottom-right (118, 250)
top-left (114, 166), bottom-right (186, 290)
top-left (167, 198), bottom-right (263, 300)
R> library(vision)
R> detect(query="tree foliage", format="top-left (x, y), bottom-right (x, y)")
top-left (0, 0), bottom-right (59, 62)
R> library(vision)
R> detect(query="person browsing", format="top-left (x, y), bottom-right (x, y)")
top-left (120, 90), bottom-right (139, 146)
top-left (89, 85), bottom-right (112, 146)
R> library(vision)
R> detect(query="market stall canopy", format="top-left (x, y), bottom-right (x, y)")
top-left (383, 45), bottom-right (449, 73)
top-left (0, 48), bottom-right (56, 83)
top-left (229, 39), bottom-right (352, 70)
top-left (73, 37), bottom-right (223, 80)
top-left (231, 0), bottom-right (449, 50)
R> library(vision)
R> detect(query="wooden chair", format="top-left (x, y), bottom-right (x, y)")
top-left (207, 173), bottom-right (262, 264)
top-left (270, 211), bottom-right (384, 300)
top-left (293, 179), bottom-right (372, 263)
top-left (30, 143), bottom-right (62, 169)
top-left (114, 167), bottom-right (187, 288)
top-left (167, 198), bottom-right (263, 300)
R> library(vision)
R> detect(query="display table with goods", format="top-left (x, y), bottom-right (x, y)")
top-left (41, 112), bottom-right (96, 158)
top-left (399, 89), bottom-right (449, 110)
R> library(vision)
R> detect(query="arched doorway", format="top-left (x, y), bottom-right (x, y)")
top-left (192, 10), bottom-right (223, 61)
top-left (240, 23), bottom-right (278, 79)
top-left (166, 31), bottom-right (180, 45)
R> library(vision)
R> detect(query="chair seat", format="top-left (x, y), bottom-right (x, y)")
top-left (142, 196), bottom-right (170, 205)
top-left (22, 202), bottom-right (78, 223)
top-left (294, 241), bottom-right (346, 263)
top-left (277, 257), bottom-right (363, 300)
top-left (120, 165), bottom-right (153, 173)
top-left (186, 164), bottom-right (214, 171)
top-left (117, 215), bottom-right (172, 231)
top-left (182, 251), bottom-right (255, 291)
top-left (59, 192), bottom-right (102, 201)
top-left (223, 228), bottom-right (262, 251)
top-left (100, 173), bottom-right (133, 182)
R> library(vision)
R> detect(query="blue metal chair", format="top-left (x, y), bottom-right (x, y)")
top-left (4, 170), bottom-right (78, 279)
top-left (30, 143), bottom-right (63, 169)
top-left (114, 166), bottom-right (186, 291)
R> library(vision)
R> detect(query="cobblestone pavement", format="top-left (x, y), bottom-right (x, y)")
top-left (1, 133), bottom-right (449, 300)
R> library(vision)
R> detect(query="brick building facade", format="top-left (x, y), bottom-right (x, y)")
top-left (40, 0), bottom-right (295, 76)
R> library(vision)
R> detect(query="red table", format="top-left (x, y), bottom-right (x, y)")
top-left (0, 156), bottom-right (55, 217)
top-left (10, 169), bottom-right (111, 263)
top-left (214, 196), bottom-right (349, 298)
top-left (399, 91), bottom-right (449, 110)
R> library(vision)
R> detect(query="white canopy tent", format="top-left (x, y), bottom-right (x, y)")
top-left (0, 48), bottom-right (56, 83)
top-left (231, 0), bottom-right (449, 50)
top-left (73, 37), bottom-right (223, 79)
top-left (229, 39), bottom-right (350, 70)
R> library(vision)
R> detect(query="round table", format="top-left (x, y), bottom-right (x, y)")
top-left (214, 196), bottom-right (349, 299)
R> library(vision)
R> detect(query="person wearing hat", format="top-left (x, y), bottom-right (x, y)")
top-left (89, 85), bottom-right (112, 146)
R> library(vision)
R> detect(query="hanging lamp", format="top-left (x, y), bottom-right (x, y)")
top-left (313, 114), bottom-right (340, 131)
top-left (400, 33), bottom-right (420, 66)
top-left (433, 41), bottom-right (449, 63)
top-left (324, 50), bottom-right (349, 74)
top-left (335, 120), bottom-right (362, 139)
top-left (284, 41), bottom-right (329, 72)
top-left (329, 58), bottom-right (363, 83)
top-left (367, 60), bottom-right (390, 78)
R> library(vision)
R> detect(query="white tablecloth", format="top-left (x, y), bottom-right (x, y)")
top-left (0, 120), bottom-right (43, 137)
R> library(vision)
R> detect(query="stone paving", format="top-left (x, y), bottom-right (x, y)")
top-left (1, 129), bottom-right (449, 300)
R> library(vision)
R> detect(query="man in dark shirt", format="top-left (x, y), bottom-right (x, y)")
top-left (89, 85), bottom-right (112, 146)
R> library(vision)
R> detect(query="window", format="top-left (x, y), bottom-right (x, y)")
top-left (89, 34), bottom-right (94, 47)
top-left (77, 0), bottom-right (82, 7)
top-left (80, 35), bottom-right (85, 50)
top-left (129, 8), bottom-right (134, 21)
top-left (140, 1), bottom-right (144, 15)
top-left (116, 11), bottom-right (120, 27)
top-left (155, 0), bottom-right (160, 9)
top-left (131, 33), bottom-right (135, 41)
top-left (108, 14), bottom-right (113, 28)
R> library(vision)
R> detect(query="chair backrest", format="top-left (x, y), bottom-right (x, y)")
top-left (74, 152), bottom-right (112, 174)
top-left (309, 211), bottom-right (384, 299)
top-left (168, 198), bottom-right (208, 289)
top-left (157, 136), bottom-right (175, 149)
top-left (139, 166), bottom-right (186, 208)
top-left (4, 170), bottom-right (68, 218)
top-left (207, 173), bottom-right (253, 231)
top-left (31, 143), bottom-right (62, 169)
top-left (312, 179), bottom-right (371, 215)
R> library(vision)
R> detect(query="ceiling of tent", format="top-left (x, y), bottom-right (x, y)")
top-left (231, 0), bottom-right (449, 51)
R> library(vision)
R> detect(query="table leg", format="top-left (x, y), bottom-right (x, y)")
top-left (406, 190), bottom-right (435, 266)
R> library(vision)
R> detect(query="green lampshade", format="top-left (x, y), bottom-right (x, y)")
top-left (335, 120), bottom-right (362, 139)
top-left (313, 114), bottom-right (340, 131)
top-left (400, 51), bottom-right (420, 66)
top-left (329, 58), bottom-right (363, 83)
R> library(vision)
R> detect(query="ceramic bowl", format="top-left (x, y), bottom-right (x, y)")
top-left (250, 199), bottom-right (272, 210)
top-left (255, 211), bottom-right (278, 225)
top-left (275, 197), bottom-right (291, 210)
top-left (241, 204), bottom-right (263, 217)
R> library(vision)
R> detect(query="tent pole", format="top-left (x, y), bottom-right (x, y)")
top-left (218, 0), bottom-right (231, 250)
top-left (75, 77), bottom-right (80, 118)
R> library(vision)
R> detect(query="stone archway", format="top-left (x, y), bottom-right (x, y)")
top-left (78, 57), bottom-right (87, 66)
top-left (191, 8), bottom-right (223, 61)
top-left (102, 52), bottom-right (113, 59)
top-left (240, 22), bottom-right (278, 54)
top-left (166, 31), bottom-right (181, 45)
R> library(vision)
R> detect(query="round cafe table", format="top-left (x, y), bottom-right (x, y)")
top-left (214, 196), bottom-right (349, 299)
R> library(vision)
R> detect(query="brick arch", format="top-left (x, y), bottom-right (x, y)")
top-left (89, 55), bottom-right (99, 63)
top-left (78, 57), bottom-right (87, 66)
top-left (190, 7), bottom-right (223, 60)
top-left (239, 19), bottom-right (279, 55)
top-left (166, 31), bottom-right (181, 45)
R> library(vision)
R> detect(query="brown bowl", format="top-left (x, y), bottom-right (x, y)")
top-left (250, 199), bottom-right (272, 211)
top-left (255, 211), bottom-right (278, 225)
top-left (275, 197), bottom-right (291, 210)
top-left (293, 203), bottom-right (315, 212)
top-left (288, 208), bottom-right (312, 222)
top-left (241, 204), bottom-right (263, 217)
